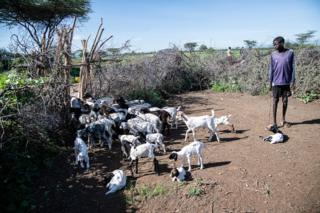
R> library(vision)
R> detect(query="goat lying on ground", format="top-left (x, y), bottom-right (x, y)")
top-left (74, 133), bottom-right (90, 169)
top-left (260, 131), bottom-right (284, 144)
top-left (170, 164), bottom-right (190, 182)
top-left (177, 110), bottom-right (220, 142)
top-left (104, 169), bottom-right (127, 196)
top-left (129, 142), bottom-right (160, 175)
top-left (215, 114), bottom-right (235, 132)
top-left (119, 135), bottom-right (141, 158)
top-left (169, 140), bottom-right (204, 171)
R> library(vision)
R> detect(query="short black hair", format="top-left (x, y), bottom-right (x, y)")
top-left (273, 36), bottom-right (285, 44)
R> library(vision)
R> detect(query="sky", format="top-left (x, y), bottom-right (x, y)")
top-left (0, 0), bottom-right (319, 52)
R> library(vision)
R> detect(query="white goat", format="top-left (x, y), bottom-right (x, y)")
top-left (119, 135), bottom-right (141, 158)
top-left (129, 142), bottom-right (159, 175)
top-left (177, 110), bottom-right (220, 142)
top-left (74, 134), bottom-right (90, 169)
top-left (162, 106), bottom-right (181, 129)
top-left (215, 114), bottom-right (235, 132)
top-left (262, 133), bottom-right (284, 144)
top-left (128, 103), bottom-right (151, 115)
top-left (146, 133), bottom-right (166, 154)
top-left (169, 140), bottom-right (204, 171)
top-left (126, 117), bottom-right (155, 135)
top-left (105, 169), bottom-right (127, 196)
top-left (137, 112), bottom-right (162, 133)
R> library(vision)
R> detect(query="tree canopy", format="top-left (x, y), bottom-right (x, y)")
top-left (0, 0), bottom-right (91, 51)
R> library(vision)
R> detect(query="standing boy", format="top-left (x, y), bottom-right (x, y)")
top-left (266, 36), bottom-right (295, 132)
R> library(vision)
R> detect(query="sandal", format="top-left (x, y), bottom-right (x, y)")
top-left (265, 124), bottom-right (278, 133)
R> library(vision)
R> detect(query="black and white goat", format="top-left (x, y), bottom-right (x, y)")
top-left (145, 133), bottom-right (166, 154)
top-left (169, 140), bottom-right (205, 171)
top-left (126, 117), bottom-right (156, 136)
top-left (74, 132), bottom-right (90, 169)
top-left (129, 142), bottom-right (160, 175)
top-left (170, 164), bottom-right (190, 182)
top-left (119, 134), bottom-right (141, 158)
top-left (177, 110), bottom-right (220, 142)
top-left (104, 169), bottom-right (127, 196)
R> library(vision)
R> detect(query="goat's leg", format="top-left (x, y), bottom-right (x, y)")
top-left (187, 156), bottom-right (192, 172)
top-left (161, 143), bottom-right (166, 154)
top-left (199, 154), bottom-right (204, 169)
top-left (185, 129), bottom-right (191, 142)
top-left (121, 145), bottom-right (128, 158)
top-left (192, 130), bottom-right (196, 141)
top-left (214, 129), bottom-right (221, 143)
top-left (153, 158), bottom-right (160, 175)
top-left (135, 159), bottom-right (139, 174)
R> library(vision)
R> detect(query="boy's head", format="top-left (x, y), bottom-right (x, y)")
top-left (273, 36), bottom-right (285, 51)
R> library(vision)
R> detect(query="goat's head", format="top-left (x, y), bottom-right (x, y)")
top-left (169, 152), bottom-right (178, 161)
top-left (104, 173), bottom-right (115, 185)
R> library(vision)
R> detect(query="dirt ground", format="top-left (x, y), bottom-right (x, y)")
top-left (34, 90), bottom-right (320, 213)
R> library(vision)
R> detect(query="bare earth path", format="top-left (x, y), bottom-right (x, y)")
top-left (34, 90), bottom-right (320, 213)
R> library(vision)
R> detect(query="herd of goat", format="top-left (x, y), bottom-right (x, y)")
top-left (71, 95), bottom-right (236, 195)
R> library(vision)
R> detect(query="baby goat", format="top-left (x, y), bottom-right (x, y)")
top-left (169, 140), bottom-right (204, 171)
top-left (170, 163), bottom-right (190, 182)
top-left (145, 133), bottom-right (166, 154)
top-left (74, 132), bottom-right (90, 169)
top-left (129, 142), bottom-right (160, 175)
top-left (104, 169), bottom-right (127, 196)
top-left (177, 110), bottom-right (220, 142)
top-left (119, 135), bottom-right (141, 158)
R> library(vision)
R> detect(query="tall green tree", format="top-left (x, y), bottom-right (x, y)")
top-left (0, 0), bottom-right (91, 53)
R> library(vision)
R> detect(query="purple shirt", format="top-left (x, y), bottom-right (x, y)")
top-left (269, 49), bottom-right (295, 86)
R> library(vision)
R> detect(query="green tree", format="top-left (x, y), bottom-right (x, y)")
top-left (295, 30), bottom-right (316, 46)
top-left (0, 0), bottom-right (91, 53)
top-left (199, 44), bottom-right (208, 51)
top-left (243, 40), bottom-right (257, 49)
top-left (184, 42), bottom-right (198, 52)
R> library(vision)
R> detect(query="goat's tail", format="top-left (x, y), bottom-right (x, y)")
top-left (211, 110), bottom-right (215, 117)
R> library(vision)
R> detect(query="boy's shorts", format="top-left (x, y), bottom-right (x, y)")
top-left (272, 85), bottom-right (291, 98)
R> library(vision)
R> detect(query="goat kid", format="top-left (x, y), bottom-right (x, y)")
top-left (129, 142), bottom-right (160, 175)
top-left (169, 140), bottom-right (204, 171)
top-left (74, 133), bottom-right (90, 169)
top-left (177, 110), bottom-right (220, 142)
top-left (104, 169), bottom-right (127, 196)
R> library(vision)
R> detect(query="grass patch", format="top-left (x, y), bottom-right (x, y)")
top-left (124, 183), bottom-right (167, 205)
top-left (298, 90), bottom-right (318, 103)
top-left (211, 81), bottom-right (241, 93)
top-left (187, 186), bottom-right (204, 197)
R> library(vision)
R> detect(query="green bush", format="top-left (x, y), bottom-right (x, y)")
top-left (298, 90), bottom-right (318, 103)
top-left (211, 81), bottom-right (241, 92)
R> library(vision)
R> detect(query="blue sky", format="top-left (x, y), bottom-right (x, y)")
top-left (0, 0), bottom-right (319, 52)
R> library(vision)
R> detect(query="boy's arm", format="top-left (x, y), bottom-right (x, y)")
top-left (269, 55), bottom-right (274, 90)
top-left (291, 52), bottom-right (296, 89)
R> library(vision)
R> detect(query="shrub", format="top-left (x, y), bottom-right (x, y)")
top-left (127, 89), bottom-right (165, 107)
top-left (298, 90), bottom-right (318, 103)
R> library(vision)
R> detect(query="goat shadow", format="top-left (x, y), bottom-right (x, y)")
top-left (289, 118), bottom-right (320, 126)
top-left (211, 135), bottom-right (249, 143)
top-left (220, 129), bottom-right (250, 134)
top-left (204, 161), bottom-right (231, 169)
